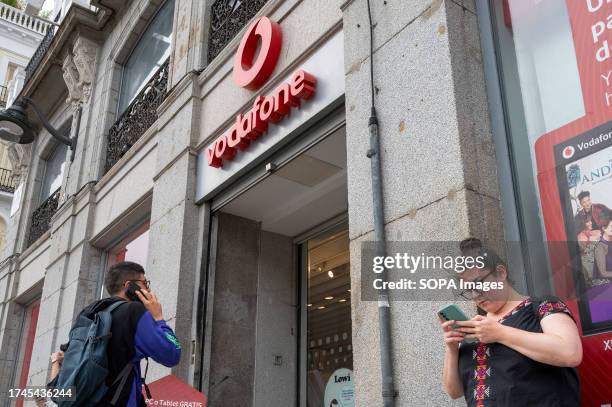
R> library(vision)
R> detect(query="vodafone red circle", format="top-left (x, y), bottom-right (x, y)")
top-left (562, 146), bottom-right (575, 159)
top-left (233, 16), bottom-right (282, 90)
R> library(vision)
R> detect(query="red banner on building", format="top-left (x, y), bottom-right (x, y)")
top-left (566, 0), bottom-right (612, 121)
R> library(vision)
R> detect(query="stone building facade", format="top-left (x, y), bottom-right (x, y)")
top-left (0, 1), bottom-right (50, 261)
top-left (0, 0), bottom-right (610, 406)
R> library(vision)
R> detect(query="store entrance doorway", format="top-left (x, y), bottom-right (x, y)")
top-left (204, 125), bottom-right (353, 407)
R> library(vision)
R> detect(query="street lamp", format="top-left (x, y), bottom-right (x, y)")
top-left (0, 97), bottom-right (76, 151)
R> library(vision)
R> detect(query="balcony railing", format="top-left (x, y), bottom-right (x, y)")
top-left (0, 168), bottom-right (17, 193)
top-left (27, 188), bottom-right (60, 247)
top-left (0, 85), bottom-right (7, 108)
top-left (0, 2), bottom-right (50, 35)
top-left (104, 59), bottom-right (170, 173)
top-left (24, 24), bottom-right (55, 85)
top-left (207, 0), bottom-right (269, 63)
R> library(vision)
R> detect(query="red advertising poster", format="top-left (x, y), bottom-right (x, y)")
top-left (143, 375), bottom-right (207, 407)
top-left (535, 0), bottom-right (612, 405)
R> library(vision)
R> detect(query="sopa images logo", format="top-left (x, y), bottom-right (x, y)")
top-left (562, 145), bottom-right (575, 160)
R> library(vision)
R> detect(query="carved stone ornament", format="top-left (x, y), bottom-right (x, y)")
top-left (3, 142), bottom-right (31, 184)
top-left (72, 37), bottom-right (97, 100)
top-left (62, 53), bottom-right (82, 105)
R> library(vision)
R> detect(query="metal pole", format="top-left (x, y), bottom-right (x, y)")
top-left (365, 1), bottom-right (396, 404)
top-left (367, 109), bottom-right (396, 406)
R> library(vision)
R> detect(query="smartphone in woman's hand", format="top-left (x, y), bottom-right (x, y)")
top-left (438, 304), bottom-right (478, 344)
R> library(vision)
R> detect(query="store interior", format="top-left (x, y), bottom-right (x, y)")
top-left (211, 125), bottom-right (352, 406)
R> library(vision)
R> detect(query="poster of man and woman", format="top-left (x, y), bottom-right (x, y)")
top-left (563, 137), bottom-right (612, 325)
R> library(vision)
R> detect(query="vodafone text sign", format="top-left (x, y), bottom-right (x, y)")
top-left (206, 16), bottom-right (318, 168)
top-left (206, 70), bottom-right (316, 168)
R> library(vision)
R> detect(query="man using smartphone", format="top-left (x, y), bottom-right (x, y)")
top-left (53, 261), bottom-right (181, 407)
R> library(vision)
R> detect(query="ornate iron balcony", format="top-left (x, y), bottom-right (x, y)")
top-left (208, 0), bottom-right (269, 63)
top-left (27, 188), bottom-right (60, 247)
top-left (0, 168), bottom-right (17, 193)
top-left (104, 59), bottom-right (170, 173)
top-left (24, 24), bottom-right (56, 85)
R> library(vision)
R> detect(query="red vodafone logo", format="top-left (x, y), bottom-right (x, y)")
top-left (233, 16), bottom-right (282, 90)
top-left (562, 146), bottom-right (575, 159)
top-left (207, 17), bottom-right (317, 169)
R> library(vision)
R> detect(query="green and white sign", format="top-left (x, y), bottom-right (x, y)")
top-left (324, 368), bottom-right (354, 407)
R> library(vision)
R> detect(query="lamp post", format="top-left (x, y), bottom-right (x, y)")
top-left (0, 97), bottom-right (77, 152)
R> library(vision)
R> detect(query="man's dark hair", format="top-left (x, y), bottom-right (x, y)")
top-left (104, 261), bottom-right (145, 295)
top-left (577, 191), bottom-right (590, 202)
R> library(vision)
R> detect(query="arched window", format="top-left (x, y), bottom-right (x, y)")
top-left (117, 0), bottom-right (175, 114)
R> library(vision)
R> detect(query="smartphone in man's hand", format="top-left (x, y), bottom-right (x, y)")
top-left (125, 281), bottom-right (143, 303)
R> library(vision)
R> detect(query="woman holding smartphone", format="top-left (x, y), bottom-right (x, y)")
top-left (440, 238), bottom-right (582, 407)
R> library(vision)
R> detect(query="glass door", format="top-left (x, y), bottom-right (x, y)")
top-left (300, 225), bottom-right (354, 407)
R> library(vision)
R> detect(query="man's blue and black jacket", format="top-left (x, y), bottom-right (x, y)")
top-left (79, 297), bottom-right (181, 407)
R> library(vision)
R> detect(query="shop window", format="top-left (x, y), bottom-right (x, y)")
top-left (306, 227), bottom-right (353, 406)
top-left (486, 2), bottom-right (612, 403)
top-left (15, 299), bottom-right (40, 407)
top-left (117, 0), bottom-right (174, 114)
top-left (108, 222), bottom-right (150, 266)
top-left (102, 222), bottom-right (150, 296)
top-left (488, 0), bottom-right (612, 406)
top-left (488, 1), bottom-right (612, 333)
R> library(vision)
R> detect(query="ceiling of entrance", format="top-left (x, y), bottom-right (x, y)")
top-left (220, 126), bottom-right (347, 237)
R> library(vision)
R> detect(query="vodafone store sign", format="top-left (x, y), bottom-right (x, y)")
top-left (196, 24), bottom-right (345, 202)
top-left (206, 70), bottom-right (316, 168)
top-left (206, 16), bottom-right (317, 169)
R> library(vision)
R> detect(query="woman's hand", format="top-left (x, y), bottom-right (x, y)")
top-left (455, 315), bottom-right (506, 344)
top-left (440, 318), bottom-right (465, 352)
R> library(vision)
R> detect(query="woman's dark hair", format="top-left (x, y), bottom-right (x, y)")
top-left (575, 217), bottom-right (589, 233)
top-left (104, 261), bottom-right (145, 295)
top-left (459, 237), bottom-right (512, 284)
top-left (600, 215), bottom-right (612, 232)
